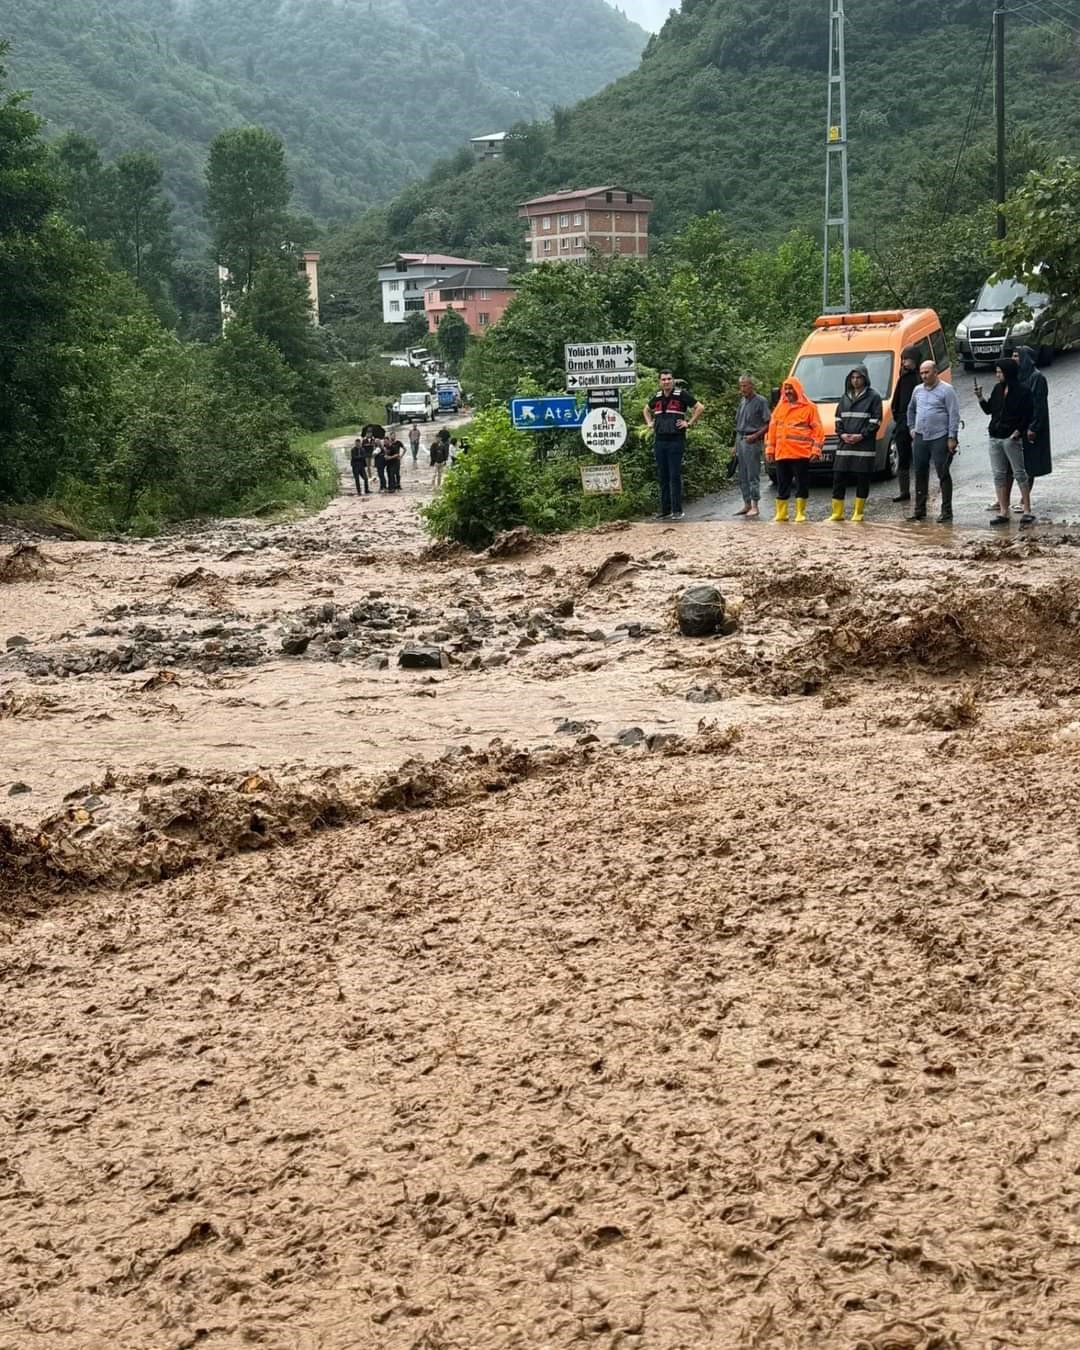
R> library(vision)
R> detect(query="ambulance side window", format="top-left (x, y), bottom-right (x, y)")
top-left (915, 336), bottom-right (934, 367)
top-left (929, 328), bottom-right (948, 372)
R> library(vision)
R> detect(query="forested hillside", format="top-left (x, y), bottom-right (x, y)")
top-left (0, 0), bottom-right (646, 252)
top-left (321, 0), bottom-right (1080, 343)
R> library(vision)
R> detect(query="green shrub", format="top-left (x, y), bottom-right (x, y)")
top-left (422, 407), bottom-right (530, 548)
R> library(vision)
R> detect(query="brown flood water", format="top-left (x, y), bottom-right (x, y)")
top-left (4, 446), bottom-right (1080, 1347)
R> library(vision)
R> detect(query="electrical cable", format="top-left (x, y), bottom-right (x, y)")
top-left (940, 18), bottom-right (995, 221)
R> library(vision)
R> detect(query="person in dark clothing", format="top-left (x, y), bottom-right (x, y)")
top-left (891, 345), bottom-right (921, 503)
top-left (373, 438), bottom-right (388, 491)
top-left (828, 364), bottom-right (882, 522)
top-left (384, 435), bottom-right (404, 491)
top-left (1014, 343), bottom-right (1053, 479)
top-left (643, 369), bottom-right (704, 521)
top-left (349, 437), bottom-right (370, 495)
top-left (976, 359), bottom-right (1034, 525)
top-left (430, 430), bottom-right (449, 488)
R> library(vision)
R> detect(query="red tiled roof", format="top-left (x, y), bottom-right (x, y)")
top-left (518, 186), bottom-right (653, 209)
top-left (384, 252), bottom-right (484, 268)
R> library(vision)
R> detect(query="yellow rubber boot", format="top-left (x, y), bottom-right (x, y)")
top-left (851, 497), bottom-right (867, 523)
top-left (774, 498), bottom-right (789, 523)
top-left (794, 497), bottom-right (809, 523)
top-left (827, 498), bottom-right (845, 522)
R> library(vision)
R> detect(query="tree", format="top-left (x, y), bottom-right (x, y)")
top-left (436, 308), bottom-right (471, 370)
top-left (998, 158), bottom-right (1080, 305)
top-left (51, 131), bottom-right (114, 242)
top-left (401, 310), bottom-right (431, 348)
top-left (112, 151), bottom-right (175, 296)
top-left (206, 126), bottom-right (291, 295)
top-left (234, 260), bottom-right (332, 428)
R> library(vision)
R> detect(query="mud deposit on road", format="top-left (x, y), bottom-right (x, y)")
top-left (5, 461), bottom-right (1080, 1348)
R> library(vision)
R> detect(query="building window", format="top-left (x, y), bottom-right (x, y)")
top-left (389, 300), bottom-right (401, 313)
top-left (478, 312), bottom-right (490, 327)
top-left (387, 279), bottom-right (400, 291)
top-left (560, 237), bottom-right (570, 250)
top-left (573, 213), bottom-right (583, 226)
top-left (605, 191), bottom-right (613, 202)
top-left (543, 239), bottom-right (552, 253)
top-left (404, 298), bottom-right (424, 311)
top-left (477, 288), bottom-right (489, 299)
top-left (574, 237), bottom-right (583, 249)
top-left (542, 215), bottom-right (551, 229)
top-left (395, 258), bottom-right (408, 272)
top-left (559, 213), bottom-right (570, 228)
top-left (626, 192), bottom-right (634, 203)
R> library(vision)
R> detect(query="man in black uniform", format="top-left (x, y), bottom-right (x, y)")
top-left (643, 370), bottom-right (704, 521)
top-left (891, 345), bottom-right (921, 503)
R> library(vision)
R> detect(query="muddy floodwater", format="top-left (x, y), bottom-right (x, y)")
top-left (4, 447), bottom-right (1080, 1348)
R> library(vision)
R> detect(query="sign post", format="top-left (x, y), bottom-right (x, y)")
top-left (565, 339), bottom-right (638, 393)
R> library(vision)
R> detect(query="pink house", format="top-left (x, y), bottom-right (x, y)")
top-left (424, 266), bottom-right (517, 335)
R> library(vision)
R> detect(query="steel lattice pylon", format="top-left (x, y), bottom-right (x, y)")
top-left (823, 0), bottom-right (851, 314)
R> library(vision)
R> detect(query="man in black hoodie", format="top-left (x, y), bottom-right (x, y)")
top-left (827, 364), bottom-right (882, 522)
top-left (891, 345), bottom-right (920, 503)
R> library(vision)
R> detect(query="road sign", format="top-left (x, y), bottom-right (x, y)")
top-left (566, 370), bottom-right (638, 391)
top-left (509, 396), bottom-right (584, 430)
top-left (581, 464), bottom-right (623, 495)
top-left (587, 388), bottom-right (622, 411)
top-left (581, 407), bottom-right (627, 455)
top-left (565, 340), bottom-right (636, 370)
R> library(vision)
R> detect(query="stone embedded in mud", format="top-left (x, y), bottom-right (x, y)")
top-left (8, 781), bottom-right (31, 795)
top-left (646, 732), bottom-right (681, 752)
top-left (5, 634), bottom-right (30, 649)
top-left (556, 719), bottom-right (591, 736)
top-left (398, 644), bottom-right (448, 670)
top-left (552, 596), bottom-right (575, 618)
top-left (676, 585), bottom-right (727, 638)
top-left (686, 684), bottom-right (723, 704)
top-left (482, 652), bottom-right (510, 669)
top-left (486, 525), bottom-right (534, 558)
top-left (366, 654), bottom-right (390, 670)
top-left (280, 633), bottom-right (311, 656)
top-left (615, 727), bottom-right (646, 747)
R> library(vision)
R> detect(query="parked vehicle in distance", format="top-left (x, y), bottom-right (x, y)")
top-left (406, 346), bottom-right (432, 368)
top-left (393, 391), bottom-right (436, 423)
top-left (435, 380), bottom-right (462, 414)
top-left (774, 308), bottom-right (951, 482)
top-left (388, 357), bottom-right (410, 369)
top-left (955, 276), bottom-right (1080, 369)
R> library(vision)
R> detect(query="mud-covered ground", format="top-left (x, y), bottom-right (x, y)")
top-left (4, 448), bottom-right (1080, 1348)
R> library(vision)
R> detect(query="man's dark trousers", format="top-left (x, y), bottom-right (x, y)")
top-left (895, 422), bottom-right (913, 498)
top-left (912, 434), bottom-right (953, 518)
top-left (654, 437), bottom-right (684, 516)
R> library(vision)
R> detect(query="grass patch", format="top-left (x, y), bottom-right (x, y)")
top-left (232, 426), bottom-right (346, 520)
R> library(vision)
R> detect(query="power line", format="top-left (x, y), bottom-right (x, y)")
top-left (1004, 0), bottom-right (1080, 33)
top-left (941, 17), bottom-right (995, 221)
top-left (1006, 7), bottom-right (1080, 40)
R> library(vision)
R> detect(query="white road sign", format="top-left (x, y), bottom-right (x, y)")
top-left (581, 407), bottom-right (628, 455)
top-left (566, 370), bottom-right (639, 390)
top-left (565, 340), bottom-right (636, 370)
top-left (581, 464), bottom-right (623, 495)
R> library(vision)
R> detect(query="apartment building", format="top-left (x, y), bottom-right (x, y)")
top-left (424, 266), bottom-right (517, 334)
top-left (518, 186), bottom-right (653, 264)
top-left (377, 252), bottom-right (484, 324)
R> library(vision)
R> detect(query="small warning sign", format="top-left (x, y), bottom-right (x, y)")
top-left (581, 464), bottom-right (623, 495)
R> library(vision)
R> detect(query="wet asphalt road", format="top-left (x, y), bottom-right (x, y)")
top-left (687, 350), bottom-right (1080, 529)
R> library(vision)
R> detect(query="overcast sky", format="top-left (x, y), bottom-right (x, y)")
top-left (614, 0), bottom-right (673, 32)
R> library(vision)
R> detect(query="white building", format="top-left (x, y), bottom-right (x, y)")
top-left (377, 252), bottom-right (484, 325)
top-left (470, 131), bottom-right (508, 160)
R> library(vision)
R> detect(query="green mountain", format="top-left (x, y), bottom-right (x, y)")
top-left (321, 0), bottom-right (1080, 340)
top-left (0, 0), bottom-right (647, 251)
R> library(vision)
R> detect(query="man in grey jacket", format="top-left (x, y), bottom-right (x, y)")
top-left (733, 375), bottom-right (771, 518)
top-left (907, 360), bottom-right (960, 523)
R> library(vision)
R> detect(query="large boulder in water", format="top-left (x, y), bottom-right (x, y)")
top-left (676, 585), bottom-right (726, 637)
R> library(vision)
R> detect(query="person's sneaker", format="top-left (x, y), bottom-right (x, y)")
top-left (989, 514), bottom-right (1010, 526)
top-left (892, 493), bottom-right (911, 503)
top-left (670, 511), bottom-right (685, 521)
top-left (1020, 513), bottom-right (1036, 526)
top-left (936, 512), bottom-right (953, 524)
top-left (906, 512), bottom-right (926, 522)
top-left (652, 512), bottom-right (670, 520)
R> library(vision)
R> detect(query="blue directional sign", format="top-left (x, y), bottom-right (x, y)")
top-left (510, 397), bottom-right (585, 431)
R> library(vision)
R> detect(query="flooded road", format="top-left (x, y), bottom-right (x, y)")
top-left (5, 432), bottom-right (1080, 1348)
top-left (690, 349), bottom-right (1080, 527)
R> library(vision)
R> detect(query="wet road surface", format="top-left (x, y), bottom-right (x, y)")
top-left (688, 350), bottom-right (1080, 528)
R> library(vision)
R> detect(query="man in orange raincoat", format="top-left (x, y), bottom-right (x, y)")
top-left (765, 376), bottom-right (824, 522)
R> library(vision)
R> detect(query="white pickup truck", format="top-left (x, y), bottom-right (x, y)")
top-left (393, 391), bottom-right (436, 424)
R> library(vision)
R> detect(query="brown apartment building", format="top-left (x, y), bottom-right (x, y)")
top-left (518, 186), bottom-right (653, 264)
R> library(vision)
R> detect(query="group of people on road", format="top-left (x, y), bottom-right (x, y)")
top-left (348, 423), bottom-right (459, 496)
top-left (648, 345), bottom-right (1053, 525)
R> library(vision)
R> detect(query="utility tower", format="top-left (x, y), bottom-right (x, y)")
top-left (822, 0), bottom-right (851, 313)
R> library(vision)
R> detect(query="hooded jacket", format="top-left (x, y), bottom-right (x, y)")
top-left (978, 361), bottom-right (1033, 441)
top-left (766, 377), bottom-right (824, 462)
top-left (891, 346), bottom-right (921, 438)
top-left (1015, 346), bottom-right (1052, 478)
top-left (834, 364), bottom-right (883, 469)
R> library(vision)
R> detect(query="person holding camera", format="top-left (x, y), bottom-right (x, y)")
top-left (643, 370), bottom-right (704, 521)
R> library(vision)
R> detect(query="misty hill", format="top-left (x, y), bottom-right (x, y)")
top-left (321, 0), bottom-right (1080, 337)
top-left (0, 0), bottom-right (647, 251)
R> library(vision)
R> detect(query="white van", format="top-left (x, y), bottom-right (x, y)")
top-left (393, 391), bottom-right (436, 424)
